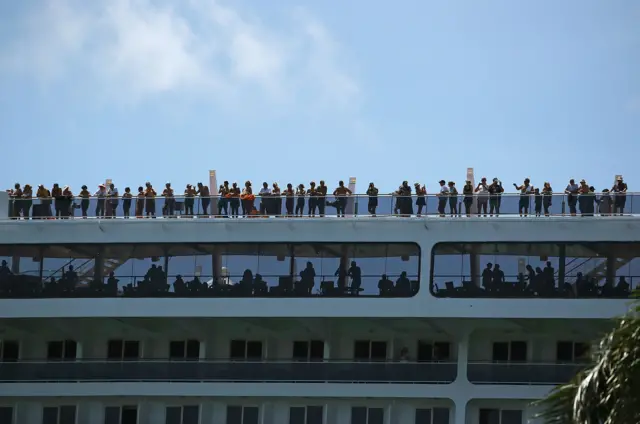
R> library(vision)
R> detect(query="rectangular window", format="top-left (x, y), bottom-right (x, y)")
top-left (1, 340), bottom-right (19, 362)
top-left (226, 406), bottom-right (259, 424)
top-left (353, 341), bottom-right (387, 361)
top-left (289, 406), bottom-right (323, 424)
top-left (415, 407), bottom-right (450, 424)
top-left (47, 340), bottom-right (77, 361)
top-left (169, 340), bottom-right (200, 360)
top-left (492, 341), bottom-right (527, 361)
top-left (478, 409), bottom-right (523, 424)
top-left (107, 340), bottom-right (140, 360)
top-left (417, 342), bottom-right (451, 361)
top-left (229, 340), bottom-right (263, 360)
top-left (292, 341), bottom-right (324, 361)
top-left (351, 407), bottom-right (384, 424)
top-left (105, 406), bottom-right (138, 424)
top-left (501, 410), bottom-right (523, 424)
top-left (0, 407), bottom-right (13, 424)
top-left (42, 406), bottom-right (77, 424)
top-left (478, 409), bottom-right (499, 424)
top-left (165, 406), bottom-right (199, 424)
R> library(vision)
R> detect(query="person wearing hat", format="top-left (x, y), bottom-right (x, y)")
top-left (94, 184), bottom-right (107, 218)
top-left (36, 184), bottom-right (52, 218)
top-left (184, 184), bottom-right (196, 216)
top-left (78, 185), bottom-right (90, 218)
top-left (437, 180), bottom-right (449, 217)
top-left (612, 176), bottom-right (627, 215)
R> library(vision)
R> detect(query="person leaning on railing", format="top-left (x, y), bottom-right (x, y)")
top-left (78, 185), bottom-right (90, 218)
top-left (366, 182), bottom-right (378, 216)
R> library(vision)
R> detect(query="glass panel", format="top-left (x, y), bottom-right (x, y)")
top-left (433, 342), bottom-right (450, 360)
top-left (501, 410), bottom-right (523, 424)
top-left (104, 407), bottom-right (120, 424)
top-left (307, 406), bottom-right (323, 424)
top-left (47, 341), bottom-right (64, 360)
top-left (185, 340), bottom-right (200, 359)
top-left (107, 340), bottom-right (123, 360)
top-left (42, 407), bottom-right (58, 424)
top-left (556, 341), bottom-right (573, 362)
top-left (417, 342), bottom-right (433, 362)
top-left (289, 407), bottom-right (305, 424)
top-left (510, 341), bottom-right (527, 361)
top-left (226, 406), bottom-right (242, 424)
top-left (479, 409), bottom-right (499, 424)
top-left (59, 406), bottom-right (76, 424)
top-left (0, 407), bottom-right (13, 424)
top-left (1, 242), bottom-right (420, 298)
top-left (367, 408), bottom-right (384, 424)
top-left (64, 340), bottom-right (77, 360)
top-left (350, 407), bottom-right (367, 424)
top-left (165, 407), bottom-right (181, 424)
top-left (121, 406), bottom-right (138, 424)
top-left (415, 408), bottom-right (432, 424)
top-left (230, 340), bottom-right (246, 359)
top-left (492, 343), bottom-right (509, 361)
top-left (354, 341), bottom-right (370, 360)
top-left (169, 341), bottom-right (185, 359)
top-left (292, 342), bottom-right (309, 360)
top-left (182, 406), bottom-right (199, 424)
top-left (370, 342), bottom-right (387, 361)
top-left (309, 341), bottom-right (324, 360)
top-left (432, 408), bottom-right (449, 424)
top-left (2, 341), bottom-right (19, 362)
top-left (242, 407), bottom-right (259, 424)
top-left (246, 342), bottom-right (262, 359)
top-left (123, 341), bottom-right (140, 360)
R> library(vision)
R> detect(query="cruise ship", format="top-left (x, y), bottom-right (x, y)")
top-left (0, 170), bottom-right (636, 424)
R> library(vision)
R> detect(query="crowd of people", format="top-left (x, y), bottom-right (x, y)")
top-left (5, 176), bottom-right (629, 219)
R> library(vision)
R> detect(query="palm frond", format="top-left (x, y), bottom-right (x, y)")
top-left (535, 302), bottom-right (640, 424)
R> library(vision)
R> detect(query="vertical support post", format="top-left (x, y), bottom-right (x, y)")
top-left (94, 247), bottom-right (105, 283)
top-left (469, 246), bottom-right (480, 287)
top-left (212, 248), bottom-right (222, 284)
top-left (38, 247), bottom-right (44, 282)
top-left (456, 331), bottom-right (470, 383)
top-left (289, 245), bottom-right (295, 280)
top-left (163, 251), bottom-right (169, 285)
top-left (339, 245), bottom-right (349, 291)
top-left (346, 177), bottom-right (357, 216)
top-left (606, 256), bottom-right (616, 285)
top-left (209, 170), bottom-right (218, 197)
top-left (466, 167), bottom-right (477, 214)
top-left (558, 244), bottom-right (566, 288)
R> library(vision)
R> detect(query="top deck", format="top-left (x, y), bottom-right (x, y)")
top-left (2, 190), bottom-right (638, 219)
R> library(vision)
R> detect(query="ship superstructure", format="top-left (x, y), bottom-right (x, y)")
top-left (0, 173), bottom-right (637, 424)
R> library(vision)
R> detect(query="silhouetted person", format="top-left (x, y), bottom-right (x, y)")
top-left (295, 184), bottom-right (306, 216)
top-left (482, 263), bottom-right (494, 292)
top-left (366, 183), bottom-right (378, 215)
top-left (347, 261), bottom-right (362, 292)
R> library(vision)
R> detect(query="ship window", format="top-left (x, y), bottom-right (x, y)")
top-left (226, 406), bottom-right (259, 424)
top-left (417, 342), bottom-right (451, 361)
top-left (415, 407), bottom-right (450, 424)
top-left (165, 406), bottom-right (199, 424)
top-left (42, 405), bottom-right (77, 424)
top-left (351, 407), bottom-right (384, 424)
top-left (354, 340), bottom-right (387, 361)
top-left (479, 409), bottom-right (523, 424)
top-left (169, 340), bottom-right (200, 360)
top-left (556, 341), bottom-right (590, 362)
top-left (492, 341), bottom-right (527, 362)
top-left (47, 340), bottom-right (77, 361)
top-left (0, 340), bottom-right (19, 362)
top-left (105, 406), bottom-right (138, 424)
top-left (230, 340), bottom-right (263, 360)
top-left (292, 341), bottom-right (324, 361)
top-left (107, 340), bottom-right (140, 360)
top-left (289, 406), bottom-right (323, 424)
top-left (0, 407), bottom-right (13, 424)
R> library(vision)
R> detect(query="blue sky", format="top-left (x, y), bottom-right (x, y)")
top-left (0, 0), bottom-right (638, 194)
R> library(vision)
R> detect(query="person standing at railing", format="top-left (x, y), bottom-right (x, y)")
top-left (216, 182), bottom-right (228, 216)
top-left (542, 182), bottom-right (553, 216)
top-left (60, 186), bottom-right (74, 218)
top-left (366, 182), bottom-right (378, 216)
top-left (78, 185), bottom-right (90, 218)
top-left (475, 178), bottom-right (489, 216)
top-left (162, 182), bottom-right (174, 217)
top-left (135, 187), bottom-right (145, 218)
top-left (462, 180), bottom-right (473, 217)
top-left (415, 183), bottom-right (426, 216)
top-left (565, 179), bottom-right (579, 216)
top-left (284, 183), bottom-right (295, 216)
top-left (514, 178), bottom-right (533, 217)
top-left (317, 181), bottom-right (328, 217)
top-left (307, 182), bottom-right (317, 217)
top-left (271, 182), bottom-right (281, 216)
top-left (241, 181), bottom-right (254, 216)
top-left (229, 182), bottom-right (241, 217)
top-left (37, 184), bottom-right (52, 218)
top-left (122, 187), bottom-right (132, 218)
top-left (21, 185), bottom-right (33, 219)
top-left (107, 183), bottom-right (119, 218)
top-left (183, 184), bottom-right (196, 216)
top-left (144, 182), bottom-right (157, 218)
top-left (448, 181), bottom-right (458, 216)
top-left (612, 176), bottom-right (627, 215)
top-left (488, 178), bottom-right (503, 216)
top-left (94, 184), bottom-right (106, 218)
top-left (437, 180), bottom-right (448, 217)
top-left (598, 189), bottom-right (612, 216)
top-left (333, 180), bottom-right (352, 217)
top-left (51, 183), bottom-right (63, 218)
top-left (295, 184), bottom-right (306, 216)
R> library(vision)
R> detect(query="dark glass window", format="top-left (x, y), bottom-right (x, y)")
top-left (492, 343), bottom-right (509, 361)
top-left (1, 340), bottom-right (19, 362)
top-left (0, 407), bottom-right (13, 424)
top-left (479, 409), bottom-right (499, 424)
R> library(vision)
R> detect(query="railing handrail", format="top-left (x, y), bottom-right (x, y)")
top-left (0, 358), bottom-right (457, 365)
top-left (467, 361), bottom-right (586, 366)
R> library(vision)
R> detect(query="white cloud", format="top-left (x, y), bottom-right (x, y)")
top-left (1, 0), bottom-right (361, 111)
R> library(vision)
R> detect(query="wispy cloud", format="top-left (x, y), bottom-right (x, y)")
top-left (1, 0), bottom-right (362, 113)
